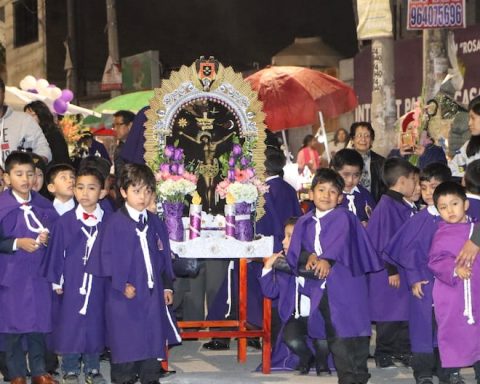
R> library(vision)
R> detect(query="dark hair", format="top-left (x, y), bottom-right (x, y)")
top-left (113, 110), bottom-right (136, 125)
top-left (31, 153), bottom-right (47, 175)
top-left (24, 101), bottom-right (59, 137)
top-left (465, 159), bottom-right (480, 194)
top-left (350, 122), bottom-right (375, 141)
top-left (119, 163), bottom-right (156, 191)
top-left (79, 156), bottom-right (111, 180)
top-left (46, 163), bottom-right (75, 185)
top-left (4, 151), bottom-right (34, 173)
top-left (433, 181), bottom-right (467, 207)
top-left (381, 157), bottom-right (416, 188)
top-left (466, 96), bottom-right (480, 156)
top-left (311, 168), bottom-right (345, 193)
top-left (264, 152), bottom-right (286, 177)
top-left (420, 162), bottom-right (452, 183)
top-left (468, 95), bottom-right (480, 115)
top-left (76, 166), bottom-right (105, 188)
top-left (302, 134), bottom-right (315, 148)
top-left (330, 148), bottom-right (364, 171)
top-left (0, 77), bottom-right (5, 91)
top-left (333, 128), bottom-right (348, 145)
top-left (284, 216), bottom-right (299, 227)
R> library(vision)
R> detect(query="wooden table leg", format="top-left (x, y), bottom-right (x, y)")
top-left (237, 259), bottom-right (247, 362)
top-left (262, 297), bottom-right (272, 374)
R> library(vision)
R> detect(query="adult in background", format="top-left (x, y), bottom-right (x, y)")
top-left (350, 122), bottom-right (385, 202)
top-left (112, 110), bottom-right (135, 180)
top-left (322, 127), bottom-right (349, 163)
top-left (24, 101), bottom-right (71, 165)
top-left (0, 78), bottom-right (51, 167)
top-left (297, 134), bottom-right (320, 175)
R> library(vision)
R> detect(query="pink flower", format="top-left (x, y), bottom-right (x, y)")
top-left (235, 169), bottom-right (249, 182)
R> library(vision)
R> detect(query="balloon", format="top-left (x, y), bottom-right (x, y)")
top-left (53, 98), bottom-right (68, 114)
top-left (38, 87), bottom-right (50, 97)
top-left (27, 89), bottom-right (38, 94)
top-left (20, 75), bottom-right (36, 90)
top-left (36, 78), bottom-right (49, 90)
top-left (49, 87), bottom-right (62, 100)
top-left (61, 89), bottom-right (74, 102)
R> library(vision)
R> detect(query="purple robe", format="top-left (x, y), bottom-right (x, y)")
top-left (0, 190), bottom-right (58, 333)
top-left (340, 185), bottom-right (376, 223)
top-left (428, 221), bottom-right (480, 367)
top-left (287, 208), bottom-right (382, 337)
top-left (384, 208), bottom-right (442, 353)
top-left (120, 107), bottom-right (147, 165)
top-left (467, 194), bottom-right (480, 221)
top-left (366, 194), bottom-right (414, 321)
top-left (41, 210), bottom-right (108, 354)
top-left (86, 209), bottom-right (180, 364)
top-left (256, 176), bottom-right (302, 252)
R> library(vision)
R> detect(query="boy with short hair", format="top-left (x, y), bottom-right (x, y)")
top-left (463, 159), bottom-right (480, 220)
top-left (0, 151), bottom-right (59, 384)
top-left (384, 162), bottom-right (452, 384)
top-left (287, 168), bottom-right (382, 384)
top-left (42, 167), bottom-right (108, 384)
top-left (366, 157), bottom-right (417, 368)
top-left (429, 182), bottom-right (480, 384)
top-left (330, 148), bottom-right (376, 224)
top-left (46, 164), bottom-right (76, 215)
top-left (87, 164), bottom-right (181, 384)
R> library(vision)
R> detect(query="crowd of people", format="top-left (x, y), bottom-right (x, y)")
top-left (1, 69), bottom-right (480, 384)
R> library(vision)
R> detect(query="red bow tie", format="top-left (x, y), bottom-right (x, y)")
top-left (21, 202), bottom-right (30, 206)
top-left (83, 212), bottom-right (96, 220)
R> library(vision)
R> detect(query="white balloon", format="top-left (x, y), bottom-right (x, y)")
top-left (19, 79), bottom-right (28, 91)
top-left (22, 75), bottom-right (37, 90)
top-left (38, 87), bottom-right (50, 97)
top-left (36, 78), bottom-right (49, 90)
top-left (50, 87), bottom-right (62, 100)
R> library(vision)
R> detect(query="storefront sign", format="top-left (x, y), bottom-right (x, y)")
top-left (407, 0), bottom-right (466, 30)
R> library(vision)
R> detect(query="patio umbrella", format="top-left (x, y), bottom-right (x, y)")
top-left (93, 90), bottom-right (154, 114)
top-left (245, 66), bottom-right (358, 131)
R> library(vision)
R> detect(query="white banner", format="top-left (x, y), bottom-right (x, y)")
top-left (357, 0), bottom-right (393, 40)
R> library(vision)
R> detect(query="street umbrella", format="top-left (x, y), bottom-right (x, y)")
top-left (93, 90), bottom-right (154, 114)
top-left (246, 66), bottom-right (358, 131)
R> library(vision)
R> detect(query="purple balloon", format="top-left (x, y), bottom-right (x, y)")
top-left (53, 98), bottom-right (68, 114)
top-left (61, 89), bottom-right (74, 102)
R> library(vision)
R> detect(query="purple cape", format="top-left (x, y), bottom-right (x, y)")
top-left (120, 107), bottom-right (148, 165)
top-left (42, 209), bottom-right (108, 354)
top-left (428, 221), bottom-right (480, 367)
top-left (340, 185), bottom-right (376, 223)
top-left (0, 190), bottom-right (58, 333)
top-left (384, 208), bottom-right (442, 353)
top-left (86, 209), bottom-right (180, 363)
top-left (366, 194), bottom-right (414, 321)
top-left (287, 208), bottom-right (382, 337)
top-left (467, 194), bottom-right (480, 221)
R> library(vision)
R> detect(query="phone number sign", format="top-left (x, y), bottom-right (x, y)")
top-left (407, 0), bottom-right (465, 30)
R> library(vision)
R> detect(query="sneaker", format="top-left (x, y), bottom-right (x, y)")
top-left (62, 373), bottom-right (79, 384)
top-left (449, 372), bottom-right (466, 384)
top-left (85, 370), bottom-right (106, 384)
top-left (417, 377), bottom-right (434, 384)
top-left (375, 355), bottom-right (396, 369)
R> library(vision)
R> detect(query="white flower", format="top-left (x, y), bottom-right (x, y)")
top-left (158, 179), bottom-right (197, 201)
top-left (227, 182), bottom-right (258, 203)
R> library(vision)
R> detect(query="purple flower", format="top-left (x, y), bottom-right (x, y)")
top-left (177, 164), bottom-right (185, 175)
top-left (240, 157), bottom-right (249, 168)
top-left (160, 163), bottom-right (170, 173)
top-left (164, 145), bottom-right (174, 159)
top-left (246, 168), bottom-right (255, 178)
top-left (227, 169), bottom-right (236, 182)
top-left (173, 148), bottom-right (184, 161)
top-left (232, 144), bottom-right (242, 157)
top-left (228, 157), bottom-right (236, 167)
top-left (170, 163), bottom-right (178, 174)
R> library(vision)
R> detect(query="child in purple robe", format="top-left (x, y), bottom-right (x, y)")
top-left (0, 152), bottom-right (59, 384)
top-left (429, 181), bottom-right (480, 384)
top-left (366, 157), bottom-right (418, 368)
top-left (384, 163), bottom-right (452, 384)
top-left (287, 168), bottom-right (382, 384)
top-left (42, 167), bottom-right (109, 384)
top-left (86, 164), bottom-right (181, 384)
top-left (46, 164), bottom-right (76, 215)
top-left (464, 159), bottom-right (480, 221)
top-left (331, 148), bottom-right (375, 225)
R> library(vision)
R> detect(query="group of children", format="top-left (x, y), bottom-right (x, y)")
top-left (0, 151), bottom-right (180, 384)
top-left (261, 147), bottom-right (480, 384)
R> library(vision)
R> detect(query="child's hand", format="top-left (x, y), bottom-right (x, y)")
top-left (305, 254), bottom-right (318, 270)
top-left (389, 274), bottom-right (401, 288)
top-left (124, 283), bottom-right (136, 299)
top-left (411, 280), bottom-right (429, 299)
top-left (314, 259), bottom-right (330, 279)
top-left (263, 252), bottom-right (283, 270)
top-left (55, 288), bottom-right (63, 295)
top-left (164, 290), bottom-right (173, 305)
top-left (455, 265), bottom-right (472, 280)
top-left (37, 231), bottom-right (49, 245)
top-left (17, 238), bottom-right (40, 253)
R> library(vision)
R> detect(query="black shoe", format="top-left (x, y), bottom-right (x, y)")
top-left (449, 372), bottom-right (466, 384)
top-left (159, 367), bottom-right (176, 378)
top-left (375, 355), bottom-right (396, 369)
top-left (247, 338), bottom-right (261, 350)
top-left (417, 377), bottom-right (434, 384)
top-left (394, 353), bottom-right (412, 367)
top-left (202, 340), bottom-right (230, 350)
top-left (295, 363), bottom-right (310, 375)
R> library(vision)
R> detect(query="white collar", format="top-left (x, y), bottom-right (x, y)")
top-left (12, 190), bottom-right (31, 204)
top-left (265, 175), bottom-right (280, 182)
top-left (466, 193), bottom-right (480, 201)
top-left (75, 203), bottom-right (104, 226)
top-left (427, 205), bottom-right (440, 216)
top-left (125, 202), bottom-right (147, 223)
top-left (53, 198), bottom-right (75, 216)
top-left (403, 198), bottom-right (416, 209)
top-left (315, 208), bottom-right (334, 219)
top-left (344, 186), bottom-right (360, 195)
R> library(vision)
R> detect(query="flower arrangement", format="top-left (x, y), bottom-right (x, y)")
top-left (152, 144), bottom-right (198, 203)
top-left (216, 136), bottom-right (268, 204)
top-left (59, 115), bottom-right (90, 145)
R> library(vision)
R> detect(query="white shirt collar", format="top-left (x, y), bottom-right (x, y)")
top-left (75, 203), bottom-right (104, 226)
top-left (265, 175), bottom-right (280, 182)
top-left (315, 208), bottom-right (334, 219)
top-left (12, 190), bottom-right (31, 204)
top-left (344, 186), bottom-right (360, 195)
top-left (427, 205), bottom-right (440, 216)
top-left (53, 198), bottom-right (75, 216)
top-left (125, 202), bottom-right (147, 223)
top-left (466, 193), bottom-right (480, 201)
top-left (403, 198), bottom-right (416, 209)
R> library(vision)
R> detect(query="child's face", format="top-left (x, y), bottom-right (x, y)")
top-left (4, 163), bottom-right (35, 200)
top-left (420, 177), bottom-right (442, 206)
top-left (48, 170), bottom-right (75, 201)
top-left (337, 165), bottom-right (361, 193)
top-left (468, 110), bottom-right (480, 136)
top-left (74, 175), bottom-right (104, 213)
top-left (282, 224), bottom-right (294, 254)
top-left (32, 168), bottom-right (44, 192)
top-left (146, 193), bottom-right (158, 213)
top-left (309, 182), bottom-right (343, 212)
top-left (436, 194), bottom-right (469, 224)
top-left (120, 183), bottom-right (153, 212)
top-left (405, 173), bottom-right (420, 202)
top-left (397, 172), bottom-right (417, 198)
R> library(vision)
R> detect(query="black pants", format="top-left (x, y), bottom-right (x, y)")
top-left (111, 359), bottom-right (160, 384)
top-left (5, 333), bottom-right (47, 379)
top-left (319, 290), bottom-right (370, 384)
top-left (375, 321), bottom-right (410, 358)
top-left (271, 306), bottom-right (282, 348)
